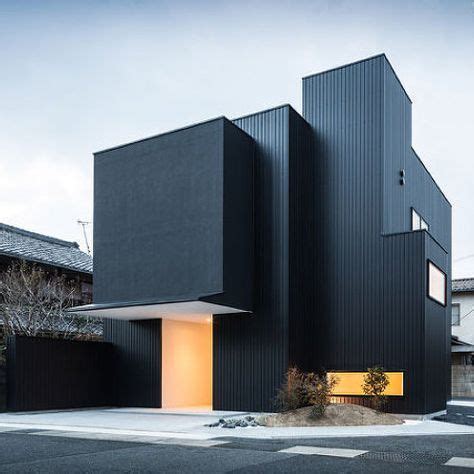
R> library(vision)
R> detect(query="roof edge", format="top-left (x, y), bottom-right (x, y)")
top-left (0, 250), bottom-right (92, 275)
top-left (302, 53), bottom-right (412, 104)
top-left (0, 223), bottom-right (79, 249)
top-left (232, 103), bottom-right (295, 122)
top-left (95, 116), bottom-right (227, 155)
top-left (67, 290), bottom-right (230, 313)
top-left (411, 148), bottom-right (452, 207)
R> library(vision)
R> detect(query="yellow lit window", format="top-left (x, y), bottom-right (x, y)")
top-left (327, 371), bottom-right (404, 396)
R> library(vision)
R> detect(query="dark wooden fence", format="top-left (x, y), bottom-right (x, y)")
top-left (7, 336), bottom-right (114, 411)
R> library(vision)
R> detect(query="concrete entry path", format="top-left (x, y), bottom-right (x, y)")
top-left (1, 408), bottom-right (474, 442)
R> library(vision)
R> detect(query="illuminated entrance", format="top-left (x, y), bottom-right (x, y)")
top-left (161, 317), bottom-right (213, 408)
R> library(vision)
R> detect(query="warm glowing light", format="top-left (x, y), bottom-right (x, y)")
top-left (161, 319), bottom-right (212, 408)
top-left (328, 371), bottom-right (404, 396)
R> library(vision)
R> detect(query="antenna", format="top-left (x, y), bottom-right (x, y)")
top-left (77, 220), bottom-right (91, 255)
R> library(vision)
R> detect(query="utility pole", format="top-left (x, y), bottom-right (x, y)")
top-left (77, 220), bottom-right (91, 255)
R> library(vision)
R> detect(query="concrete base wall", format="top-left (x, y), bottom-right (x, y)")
top-left (452, 364), bottom-right (474, 398)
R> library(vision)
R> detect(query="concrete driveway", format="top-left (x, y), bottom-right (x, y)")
top-left (1, 407), bottom-right (474, 442)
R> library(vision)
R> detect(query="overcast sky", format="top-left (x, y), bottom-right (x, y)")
top-left (0, 0), bottom-right (473, 277)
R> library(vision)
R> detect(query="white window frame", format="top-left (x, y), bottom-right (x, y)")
top-left (427, 260), bottom-right (447, 307)
top-left (412, 208), bottom-right (429, 231)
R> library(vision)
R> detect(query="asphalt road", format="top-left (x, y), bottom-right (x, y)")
top-left (445, 402), bottom-right (474, 427)
top-left (0, 431), bottom-right (474, 473)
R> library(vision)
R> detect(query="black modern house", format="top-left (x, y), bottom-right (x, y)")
top-left (71, 54), bottom-right (451, 415)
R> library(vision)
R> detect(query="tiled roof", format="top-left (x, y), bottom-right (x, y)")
top-left (452, 278), bottom-right (474, 293)
top-left (0, 223), bottom-right (92, 274)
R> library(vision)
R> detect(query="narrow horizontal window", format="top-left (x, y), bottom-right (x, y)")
top-left (452, 303), bottom-right (460, 326)
top-left (428, 260), bottom-right (446, 306)
top-left (327, 371), bottom-right (404, 396)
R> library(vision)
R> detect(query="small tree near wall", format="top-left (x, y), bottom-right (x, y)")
top-left (274, 367), bottom-right (307, 411)
top-left (362, 366), bottom-right (390, 411)
top-left (0, 261), bottom-right (100, 340)
top-left (305, 372), bottom-right (339, 419)
top-left (274, 367), bottom-right (339, 418)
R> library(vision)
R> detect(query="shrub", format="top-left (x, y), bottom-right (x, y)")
top-left (275, 367), bottom-right (339, 417)
top-left (362, 366), bottom-right (389, 411)
top-left (274, 367), bottom-right (307, 411)
top-left (305, 372), bottom-right (339, 418)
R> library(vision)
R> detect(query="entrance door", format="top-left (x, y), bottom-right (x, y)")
top-left (161, 318), bottom-right (212, 408)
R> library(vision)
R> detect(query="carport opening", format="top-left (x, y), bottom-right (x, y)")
top-left (161, 317), bottom-right (213, 409)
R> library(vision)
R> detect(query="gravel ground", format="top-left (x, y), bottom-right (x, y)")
top-left (259, 404), bottom-right (403, 427)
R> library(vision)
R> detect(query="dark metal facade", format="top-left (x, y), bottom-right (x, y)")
top-left (103, 319), bottom-right (162, 407)
top-left (41, 54), bottom-right (451, 415)
top-left (94, 117), bottom-right (254, 311)
top-left (213, 106), bottom-right (314, 411)
top-left (303, 54), bottom-right (451, 413)
top-left (6, 336), bottom-right (114, 411)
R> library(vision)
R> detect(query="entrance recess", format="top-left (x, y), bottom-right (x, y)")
top-left (161, 317), bottom-right (212, 408)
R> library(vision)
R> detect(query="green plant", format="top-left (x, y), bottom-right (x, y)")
top-left (305, 372), bottom-right (339, 418)
top-left (274, 367), bottom-right (307, 411)
top-left (362, 366), bottom-right (389, 411)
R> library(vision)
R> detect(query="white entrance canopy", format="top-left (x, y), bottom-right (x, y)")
top-left (67, 300), bottom-right (248, 323)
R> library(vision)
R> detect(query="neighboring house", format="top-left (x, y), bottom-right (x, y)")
top-left (452, 278), bottom-right (474, 345)
top-left (0, 222), bottom-right (93, 309)
top-left (451, 279), bottom-right (474, 398)
top-left (71, 54), bottom-right (451, 415)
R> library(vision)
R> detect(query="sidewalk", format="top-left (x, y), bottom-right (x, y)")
top-left (1, 408), bottom-right (474, 441)
top-left (449, 399), bottom-right (474, 407)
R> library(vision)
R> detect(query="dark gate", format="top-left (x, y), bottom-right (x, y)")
top-left (7, 336), bottom-right (114, 411)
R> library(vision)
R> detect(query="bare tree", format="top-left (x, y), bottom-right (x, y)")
top-left (0, 261), bottom-right (101, 340)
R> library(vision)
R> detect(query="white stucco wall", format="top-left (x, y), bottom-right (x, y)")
top-left (452, 291), bottom-right (474, 345)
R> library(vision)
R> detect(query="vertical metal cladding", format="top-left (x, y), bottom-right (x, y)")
top-left (288, 110), bottom-right (317, 371)
top-left (104, 319), bottom-right (161, 407)
top-left (303, 54), bottom-right (451, 413)
top-left (424, 233), bottom-right (451, 413)
top-left (381, 231), bottom-right (426, 413)
top-left (213, 106), bottom-right (291, 412)
top-left (6, 336), bottom-right (114, 411)
top-left (303, 55), bottom-right (385, 372)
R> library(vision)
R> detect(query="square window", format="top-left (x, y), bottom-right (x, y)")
top-left (427, 261), bottom-right (446, 306)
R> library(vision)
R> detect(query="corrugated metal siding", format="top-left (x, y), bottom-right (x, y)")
top-left (288, 109), bottom-right (317, 370)
top-left (303, 55), bottom-right (385, 371)
top-left (424, 233), bottom-right (451, 413)
top-left (104, 319), bottom-right (161, 407)
top-left (381, 231), bottom-right (425, 413)
top-left (303, 54), bottom-right (450, 413)
top-left (382, 59), bottom-right (451, 252)
top-left (213, 106), bottom-right (290, 412)
top-left (6, 336), bottom-right (114, 411)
